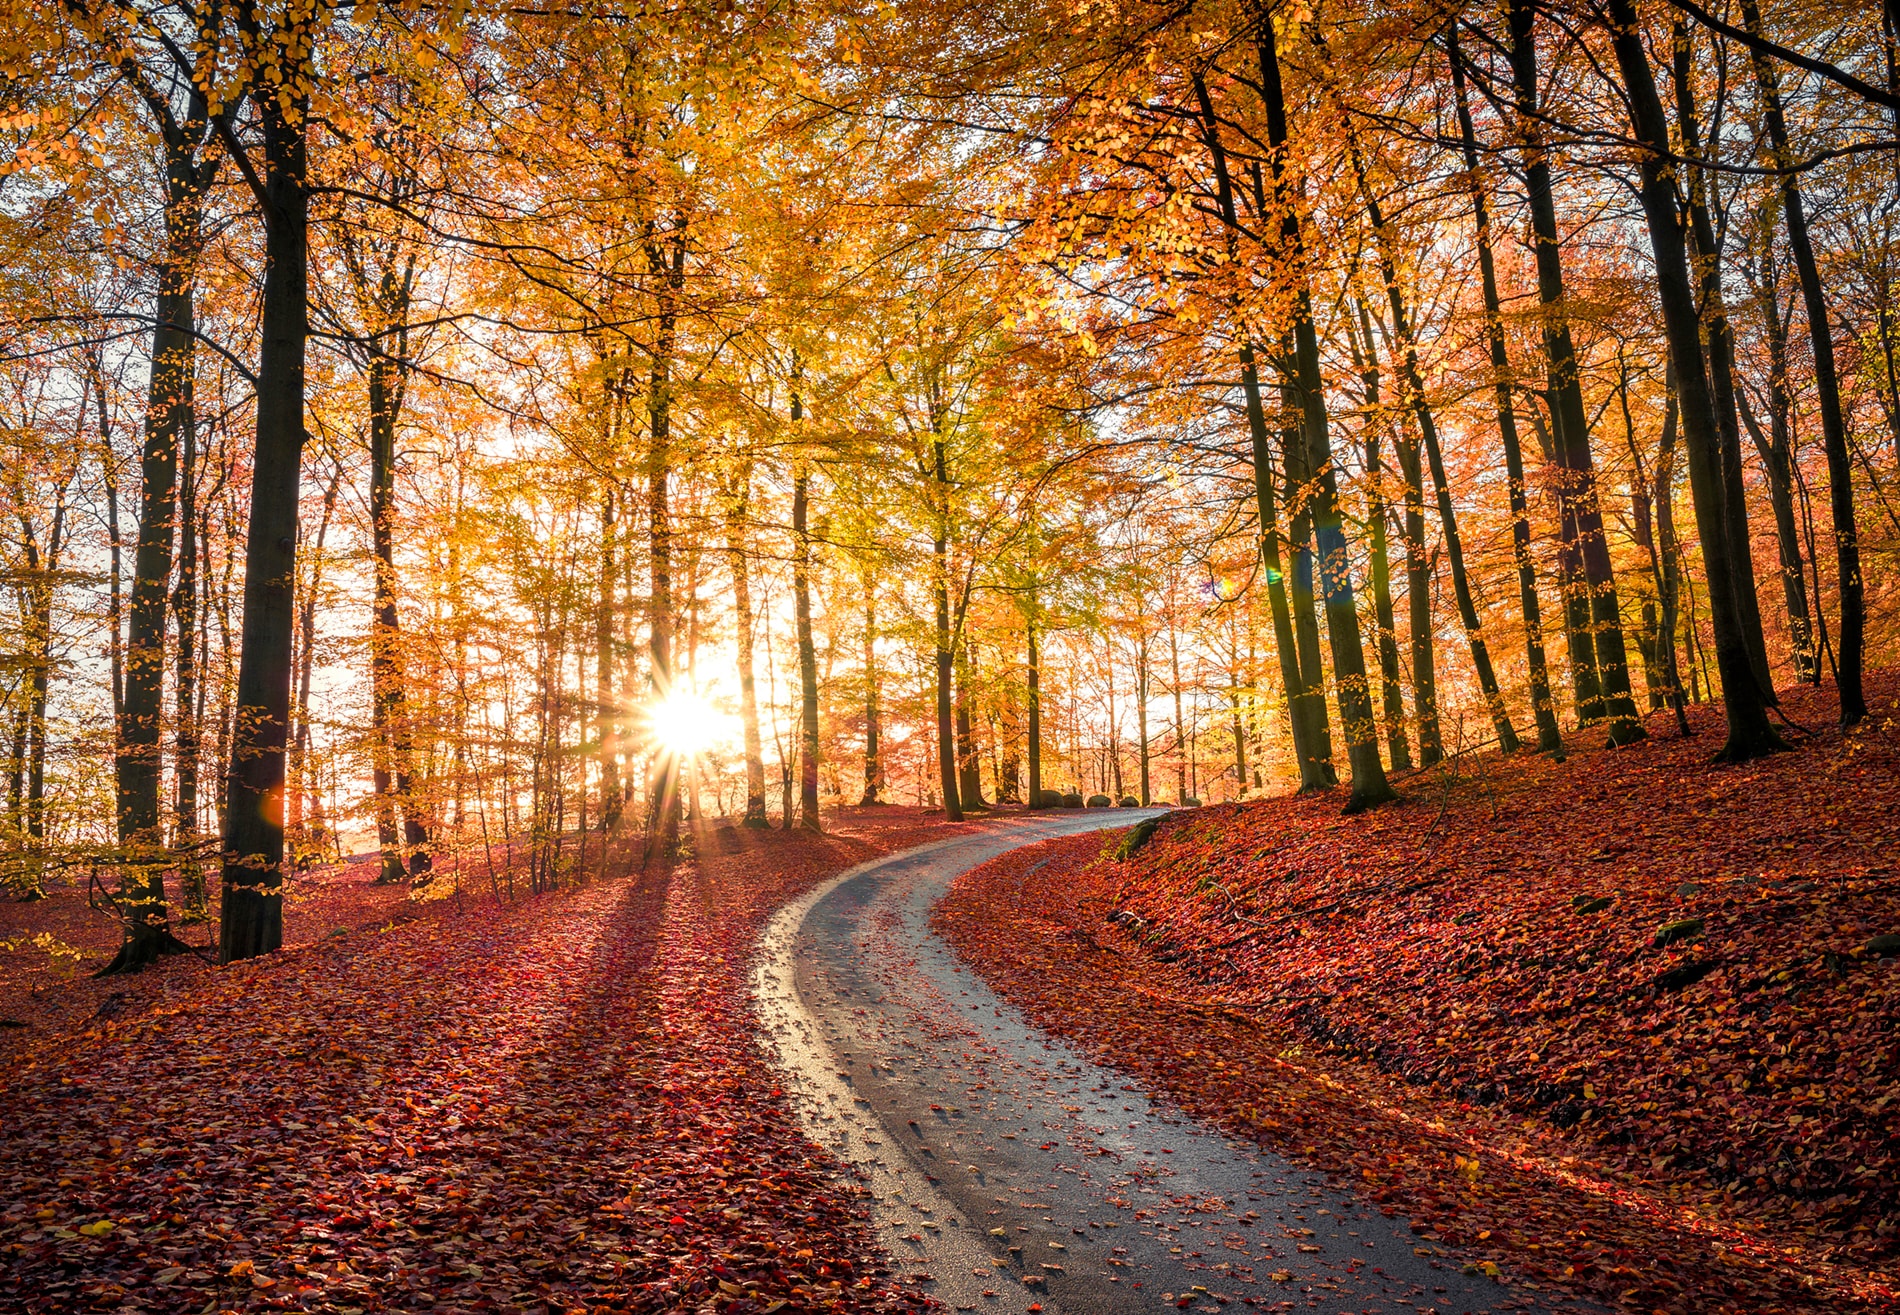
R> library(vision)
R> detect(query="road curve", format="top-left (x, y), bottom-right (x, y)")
top-left (754, 813), bottom-right (1556, 1315)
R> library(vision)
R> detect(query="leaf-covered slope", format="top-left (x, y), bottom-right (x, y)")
top-left (934, 680), bottom-right (1900, 1313)
top-left (0, 810), bottom-right (972, 1314)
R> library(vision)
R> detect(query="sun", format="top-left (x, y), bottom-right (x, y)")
top-left (644, 689), bottom-right (721, 757)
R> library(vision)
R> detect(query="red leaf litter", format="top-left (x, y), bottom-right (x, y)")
top-left (0, 807), bottom-right (982, 1314)
top-left (933, 681), bottom-right (1900, 1315)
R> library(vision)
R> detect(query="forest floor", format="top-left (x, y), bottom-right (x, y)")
top-left (934, 678), bottom-right (1900, 1315)
top-left (0, 805), bottom-right (993, 1314)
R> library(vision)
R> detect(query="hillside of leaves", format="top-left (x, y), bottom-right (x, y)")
top-left (0, 808), bottom-right (976, 1315)
top-left (934, 678), bottom-right (1900, 1314)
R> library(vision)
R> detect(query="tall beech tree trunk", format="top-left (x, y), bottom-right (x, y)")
top-left (1136, 625), bottom-right (1152, 804)
top-left (724, 474), bottom-right (768, 826)
top-left (1448, 31), bottom-right (1564, 754)
top-left (366, 278), bottom-right (429, 884)
top-left (955, 646), bottom-right (986, 809)
top-left (1630, 373), bottom-right (1695, 735)
top-left (1346, 304), bottom-right (1413, 772)
top-left (596, 485), bottom-right (621, 830)
top-left (96, 369), bottom-right (123, 725)
top-left (1026, 603), bottom-right (1042, 805)
top-left (171, 385), bottom-right (203, 912)
top-left (1672, 25), bottom-right (1775, 696)
top-left (860, 579), bottom-right (881, 804)
top-left (1507, 0), bottom-right (1645, 745)
top-left (1255, 12), bottom-right (1393, 811)
top-left (1739, 227), bottom-right (1818, 683)
top-left (1279, 387), bottom-right (1338, 777)
top-left (285, 459), bottom-right (336, 870)
top-left (1355, 167), bottom-right (1519, 754)
top-left (1605, 0), bottom-right (1786, 760)
top-left (643, 235), bottom-right (685, 860)
top-left (1190, 75), bottom-right (1333, 791)
top-left (1742, 0), bottom-right (1865, 725)
top-left (929, 386), bottom-right (962, 820)
top-left (791, 460), bottom-right (821, 832)
top-left (219, 86), bottom-right (312, 965)
top-left (108, 132), bottom-right (208, 970)
top-left (1355, 299), bottom-right (1439, 763)
top-left (13, 474), bottom-right (71, 899)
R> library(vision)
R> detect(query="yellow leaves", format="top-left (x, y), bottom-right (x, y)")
top-left (1454, 1153), bottom-right (1481, 1185)
top-left (75, 1219), bottom-right (115, 1237)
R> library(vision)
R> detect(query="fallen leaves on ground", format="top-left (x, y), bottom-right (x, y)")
top-left (934, 680), bottom-right (1900, 1314)
top-left (0, 806), bottom-right (978, 1314)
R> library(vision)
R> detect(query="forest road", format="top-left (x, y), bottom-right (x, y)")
top-left (756, 813), bottom-right (1571, 1315)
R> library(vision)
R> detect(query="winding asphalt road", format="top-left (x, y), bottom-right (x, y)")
top-left (755, 813), bottom-right (1566, 1315)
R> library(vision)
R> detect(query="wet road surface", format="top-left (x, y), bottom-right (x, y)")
top-left (755, 814), bottom-right (1570, 1315)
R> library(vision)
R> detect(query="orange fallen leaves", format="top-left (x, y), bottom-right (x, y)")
top-left (935, 681), bottom-right (1900, 1314)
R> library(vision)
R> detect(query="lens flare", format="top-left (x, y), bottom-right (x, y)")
top-left (645, 690), bottom-right (720, 757)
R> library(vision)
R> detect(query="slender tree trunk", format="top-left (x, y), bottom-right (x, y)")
top-left (643, 236), bottom-right (684, 860)
top-left (1605, 0), bottom-right (1786, 759)
top-left (931, 405), bottom-right (962, 820)
top-left (1507, 0), bottom-right (1645, 745)
top-left (1256, 14), bottom-right (1393, 810)
top-left (1673, 24), bottom-right (1776, 695)
top-left (1136, 627), bottom-right (1152, 805)
top-left (1189, 77), bottom-right (1334, 791)
top-left (172, 392), bottom-right (203, 913)
top-left (1346, 304), bottom-right (1413, 771)
top-left (595, 484), bottom-right (622, 831)
top-left (1448, 31), bottom-right (1564, 754)
top-left (1354, 157), bottom-right (1520, 753)
top-left (1739, 227), bottom-right (1818, 683)
top-left (955, 646), bottom-right (986, 808)
top-left (367, 324), bottom-right (428, 882)
top-left (1393, 408), bottom-right (1441, 765)
top-left (219, 93), bottom-right (310, 964)
top-left (1645, 375), bottom-right (1694, 733)
top-left (285, 460), bottom-right (336, 871)
top-left (860, 578), bottom-right (881, 803)
top-left (791, 463), bottom-right (821, 832)
top-left (98, 374), bottom-right (124, 725)
top-left (1280, 389), bottom-right (1338, 777)
top-left (1026, 605), bottom-right (1042, 805)
top-left (724, 475), bottom-right (769, 826)
top-left (1742, 0), bottom-right (1865, 724)
top-left (110, 138), bottom-right (207, 969)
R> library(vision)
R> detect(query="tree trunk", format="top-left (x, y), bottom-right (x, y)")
top-left (594, 482), bottom-right (622, 832)
top-left (1741, 0), bottom-right (1865, 724)
top-left (1672, 24), bottom-right (1776, 696)
top-left (1739, 226), bottom-right (1818, 683)
top-left (860, 578), bottom-right (881, 803)
top-left (1136, 627), bottom-right (1152, 805)
top-left (792, 463), bottom-right (822, 832)
top-left (1447, 31), bottom-right (1564, 754)
top-left (1188, 76), bottom-right (1333, 791)
top-left (367, 312), bottom-right (428, 884)
top-left (931, 407), bottom-right (962, 820)
top-left (1346, 303), bottom-right (1413, 771)
top-left (1255, 14), bottom-right (1394, 811)
top-left (1605, 0), bottom-right (1786, 759)
top-left (724, 474), bottom-right (769, 826)
top-left (1354, 155), bottom-right (1520, 754)
top-left (643, 236), bottom-right (684, 860)
top-left (219, 92), bottom-right (310, 965)
top-left (1393, 407), bottom-right (1441, 765)
top-left (955, 646), bottom-right (987, 808)
top-left (1026, 605), bottom-right (1042, 805)
top-left (109, 136), bottom-right (207, 969)
top-left (171, 386), bottom-right (204, 914)
top-left (1507, 0), bottom-right (1646, 745)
